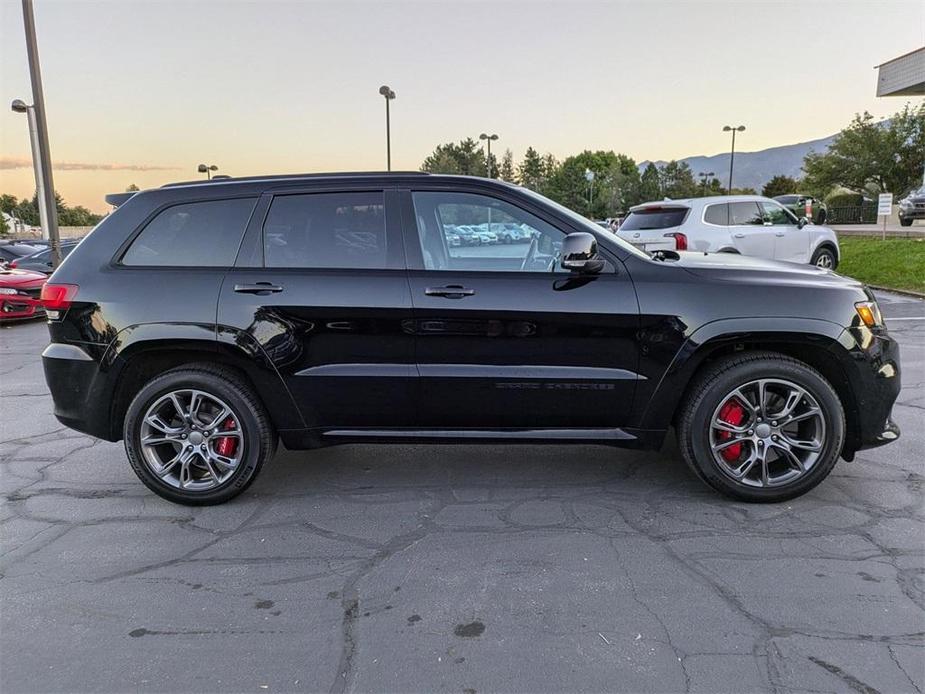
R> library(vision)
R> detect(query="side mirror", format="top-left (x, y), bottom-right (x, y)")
top-left (797, 217), bottom-right (809, 229)
top-left (560, 232), bottom-right (603, 274)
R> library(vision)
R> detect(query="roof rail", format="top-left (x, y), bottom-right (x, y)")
top-left (161, 171), bottom-right (430, 188)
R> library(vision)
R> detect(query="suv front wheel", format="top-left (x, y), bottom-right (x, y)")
top-left (124, 365), bottom-right (276, 505)
top-left (678, 352), bottom-right (845, 502)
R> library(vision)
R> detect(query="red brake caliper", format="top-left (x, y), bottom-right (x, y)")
top-left (214, 417), bottom-right (238, 457)
top-left (717, 400), bottom-right (745, 462)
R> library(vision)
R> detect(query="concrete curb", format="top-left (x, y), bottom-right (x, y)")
top-left (870, 285), bottom-right (925, 300)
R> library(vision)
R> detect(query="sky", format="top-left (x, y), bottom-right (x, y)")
top-left (1, 0), bottom-right (923, 213)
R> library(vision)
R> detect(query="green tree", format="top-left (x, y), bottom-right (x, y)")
top-left (802, 103), bottom-right (925, 197)
top-left (761, 175), bottom-right (799, 198)
top-left (420, 138), bottom-right (485, 175)
top-left (498, 149), bottom-right (516, 183)
top-left (126, 183), bottom-right (140, 192)
top-left (0, 194), bottom-right (18, 215)
top-left (639, 163), bottom-right (661, 202)
top-left (659, 160), bottom-right (699, 199)
top-left (517, 147), bottom-right (546, 191)
top-left (0, 213), bottom-right (8, 236)
top-left (543, 150), bottom-right (640, 218)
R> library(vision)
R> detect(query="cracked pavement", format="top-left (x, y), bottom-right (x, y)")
top-left (1, 291), bottom-right (923, 694)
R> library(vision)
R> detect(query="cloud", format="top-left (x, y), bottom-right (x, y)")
top-left (0, 156), bottom-right (180, 172)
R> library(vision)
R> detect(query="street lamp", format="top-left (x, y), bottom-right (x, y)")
top-left (698, 171), bottom-right (715, 195)
top-left (10, 98), bottom-right (50, 240)
top-left (584, 168), bottom-right (596, 214)
top-left (478, 133), bottom-right (499, 177)
top-left (197, 163), bottom-right (218, 180)
top-left (379, 85), bottom-right (396, 171)
top-left (722, 125), bottom-right (745, 193)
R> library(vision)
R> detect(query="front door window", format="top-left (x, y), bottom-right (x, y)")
top-left (411, 191), bottom-right (567, 272)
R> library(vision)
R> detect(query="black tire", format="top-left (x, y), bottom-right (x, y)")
top-left (677, 351), bottom-right (845, 503)
top-left (900, 217), bottom-right (913, 227)
top-left (810, 246), bottom-right (837, 270)
top-left (124, 364), bottom-right (276, 505)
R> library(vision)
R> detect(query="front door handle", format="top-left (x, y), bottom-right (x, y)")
top-left (775, 231), bottom-right (786, 237)
top-left (425, 285), bottom-right (475, 299)
top-left (733, 233), bottom-right (745, 238)
top-left (234, 282), bottom-right (284, 295)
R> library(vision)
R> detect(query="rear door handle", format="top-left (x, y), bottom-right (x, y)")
top-left (775, 231), bottom-right (786, 237)
top-left (234, 282), bottom-right (284, 295)
top-left (733, 233), bottom-right (745, 238)
top-left (425, 285), bottom-right (475, 298)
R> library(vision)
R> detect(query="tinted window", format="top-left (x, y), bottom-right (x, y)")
top-left (703, 203), bottom-right (729, 225)
top-left (412, 191), bottom-right (566, 272)
top-left (728, 202), bottom-right (763, 225)
top-left (620, 208), bottom-right (689, 231)
top-left (775, 195), bottom-right (799, 205)
top-left (760, 201), bottom-right (797, 225)
top-left (122, 198), bottom-right (255, 266)
top-left (264, 192), bottom-right (386, 269)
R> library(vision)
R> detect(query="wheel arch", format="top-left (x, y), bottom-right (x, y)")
top-left (637, 318), bottom-right (861, 454)
top-left (105, 325), bottom-right (303, 440)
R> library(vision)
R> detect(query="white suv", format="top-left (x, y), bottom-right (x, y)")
top-left (615, 195), bottom-right (840, 268)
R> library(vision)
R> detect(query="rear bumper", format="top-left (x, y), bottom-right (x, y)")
top-left (42, 343), bottom-right (118, 441)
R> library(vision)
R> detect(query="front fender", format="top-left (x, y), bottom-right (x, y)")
top-left (635, 316), bottom-right (848, 432)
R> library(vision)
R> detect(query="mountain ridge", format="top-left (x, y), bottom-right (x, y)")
top-left (640, 132), bottom-right (837, 191)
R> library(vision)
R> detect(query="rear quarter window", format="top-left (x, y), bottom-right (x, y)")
top-left (620, 208), bottom-right (689, 231)
top-left (121, 198), bottom-right (256, 267)
top-left (703, 203), bottom-right (729, 226)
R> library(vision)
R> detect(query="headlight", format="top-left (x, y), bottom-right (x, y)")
top-left (0, 287), bottom-right (20, 295)
top-left (900, 198), bottom-right (913, 208)
top-left (855, 301), bottom-right (883, 328)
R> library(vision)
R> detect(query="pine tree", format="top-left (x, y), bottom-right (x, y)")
top-left (518, 147), bottom-right (545, 190)
top-left (499, 149), bottom-right (516, 183)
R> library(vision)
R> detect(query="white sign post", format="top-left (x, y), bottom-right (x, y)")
top-left (877, 193), bottom-right (893, 240)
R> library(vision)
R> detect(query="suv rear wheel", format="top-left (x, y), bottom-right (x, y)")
top-left (678, 352), bottom-right (845, 502)
top-left (124, 365), bottom-right (276, 505)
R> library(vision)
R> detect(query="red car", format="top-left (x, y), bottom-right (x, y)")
top-left (0, 268), bottom-right (47, 321)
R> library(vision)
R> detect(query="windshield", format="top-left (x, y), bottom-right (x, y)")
top-left (620, 208), bottom-right (689, 231)
top-left (517, 187), bottom-right (650, 259)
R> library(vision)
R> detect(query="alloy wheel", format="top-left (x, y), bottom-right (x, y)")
top-left (815, 253), bottom-right (834, 268)
top-left (709, 378), bottom-right (826, 488)
top-left (139, 389), bottom-right (245, 491)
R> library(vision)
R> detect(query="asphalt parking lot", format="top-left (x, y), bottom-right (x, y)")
top-left (1, 291), bottom-right (923, 694)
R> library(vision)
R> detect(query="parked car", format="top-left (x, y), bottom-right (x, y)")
top-left (773, 194), bottom-right (828, 225)
top-left (453, 226), bottom-right (482, 245)
top-left (898, 186), bottom-right (925, 227)
top-left (616, 195), bottom-right (840, 269)
top-left (0, 268), bottom-right (47, 321)
top-left (0, 240), bottom-right (47, 268)
top-left (41, 173), bottom-right (900, 505)
top-left (9, 240), bottom-right (81, 274)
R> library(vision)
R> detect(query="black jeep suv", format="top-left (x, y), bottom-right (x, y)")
top-left (41, 173), bottom-right (901, 505)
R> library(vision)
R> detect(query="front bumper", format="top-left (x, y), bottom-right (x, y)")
top-left (0, 295), bottom-right (43, 321)
top-left (839, 325), bottom-right (901, 455)
top-left (899, 205), bottom-right (925, 220)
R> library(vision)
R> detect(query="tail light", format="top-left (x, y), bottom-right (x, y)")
top-left (40, 283), bottom-right (79, 311)
top-left (664, 232), bottom-right (688, 251)
top-left (9, 259), bottom-right (19, 268)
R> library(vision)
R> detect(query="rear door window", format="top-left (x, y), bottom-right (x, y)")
top-left (263, 192), bottom-right (388, 269)
top-left (728, 202), bottom-right (764, 226)
top-left (620, 208), bottom-right (689, 230)
top-left (122, 198), bottom-right (256, 266)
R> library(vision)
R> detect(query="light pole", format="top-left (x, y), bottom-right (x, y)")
top-left (19, 0), bottom-right (60, 266)
top-left (479, 133), bottom-right (498, 177)
top-left (722, 125), bottom-right (745, 193)
top-left (197, 164), bottom-right (218, 180)
top-left (585, 168), bottom-right (595, 215)
top-left (379, 85), bottom-right (396, 171)
top-left (698, 171), bottom-right (715, 195)
top-left (11, 99), bottom-right (50, 240)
